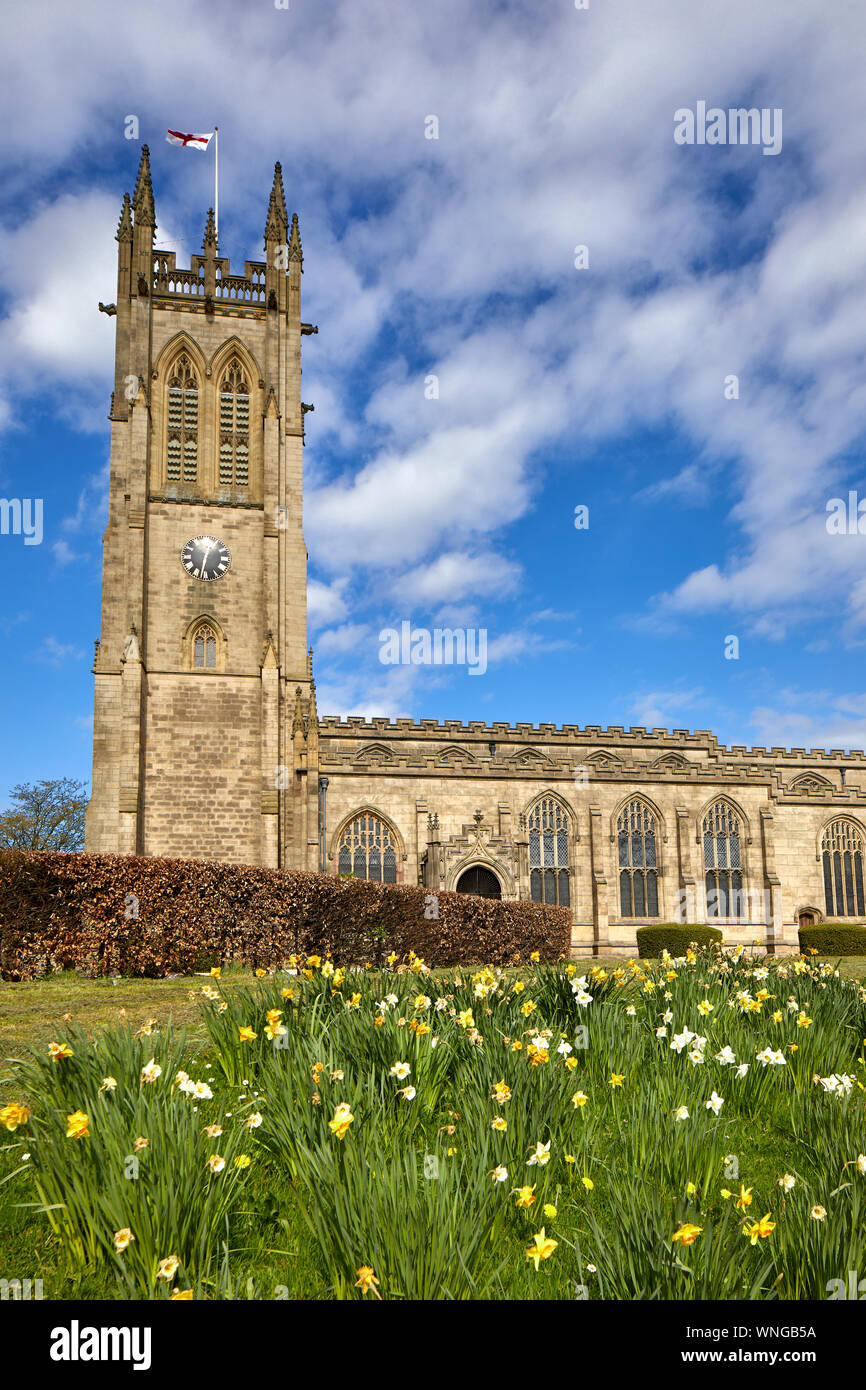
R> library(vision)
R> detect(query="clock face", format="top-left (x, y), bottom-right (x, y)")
top-left (181, 535), bottom-right (231, 581)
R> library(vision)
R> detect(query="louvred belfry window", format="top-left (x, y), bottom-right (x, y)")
top-left (822, 819), bottom-right (865, 918)
top-left (528, 798), bottom-right (570, 906)
top-left (337, 813), bottom-right (398, 883)
top-left (219, 361), bottom-right (250, 486)
top-left (703, 802), bottom-right (744, 919)
top-left (617, 800), bottom-right (659, 917)
top-left (166, 355), bottom-right (199, 483)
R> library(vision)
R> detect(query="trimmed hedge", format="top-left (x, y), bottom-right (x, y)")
top-left (0, 851), bottom-right (571, 980)
top-left (636, 924), bottom-right (724, 959)
top-left (798, 924), bottom-right (866, 956)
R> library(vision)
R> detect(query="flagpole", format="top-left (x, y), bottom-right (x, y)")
top-left (214, 126), bottom-right (219, 243)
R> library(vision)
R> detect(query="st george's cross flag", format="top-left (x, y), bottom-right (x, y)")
top-left (166, 130), bottom-right (214, 150)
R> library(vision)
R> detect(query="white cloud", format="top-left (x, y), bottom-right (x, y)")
top-left (307, 577), bottom-right (349, 630)
top-left (34, 636), bottom-right (85, 665)
top-left (394, 551), bottom-right (521, 606)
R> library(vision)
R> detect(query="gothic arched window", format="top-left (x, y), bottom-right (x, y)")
top-left (219, 360), bottom-right (250, 487)
top-left (703, 802), bottom-right (743, 919)
top-left (822, 819), bottom-right (865, 918)
top-left (337, 812), bottom-right (398, 883)
top-left (617, 800), bottom-right (659, 917)
top-left (528, 798), bottom-right (570, 906)
top-left (167, 354), bottom-right (199, 483)
top-left (193, 622), bottom-right (217, 669)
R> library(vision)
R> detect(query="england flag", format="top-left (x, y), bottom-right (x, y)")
top-left (166, 130), bottom-right (214, 150)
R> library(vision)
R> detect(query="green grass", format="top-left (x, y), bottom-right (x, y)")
top-left (1, 952), bottom-right (865, 1300)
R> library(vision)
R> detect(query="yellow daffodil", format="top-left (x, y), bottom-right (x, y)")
top-left (0, 1102), bottom-right (30, 1131)
top-left (329, 1103), bottom-right (355, 1140)
top-left (355, 1266), bottom-right (382, 1298)
top-left (743, 1213), bottom-right (776, 1243)
top-left (49, 1041), bottom-right (74, 1061)
top-left (170, 1288), bottom-right (193, 1300)
top-left (491, 1116), bottom-right (508, 1131)
top-left (526, 1228), bottom-right (557, 1270)
top-left (158, 1255), bottom-right (180, 1281)
top-left (492, 1080), bottom-right (512, 1103)
top-left (735, 1184), bottom-right (753, 1211)
top-left (65, 1110), bottom-right (90, 1140)
top-left (572, 1090), bottom-right (588, 1107)
top-left (672, 1222), bottom-right (702, 1246)
top-left (238, 1026), bottom-right (258, 1043)
top-left (114, 1228), bottom-right (135, 1252)
top-left (609, 1073), bottom-right (625, 1088)
top-left (513, 1184), bottom-right (536, 1209)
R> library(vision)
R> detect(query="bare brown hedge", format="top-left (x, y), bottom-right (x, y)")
top-left (0, 851), bottom-right (571, 980)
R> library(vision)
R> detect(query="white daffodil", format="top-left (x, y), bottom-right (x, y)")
top-left (527, 1141), bottom-right (552, 1167)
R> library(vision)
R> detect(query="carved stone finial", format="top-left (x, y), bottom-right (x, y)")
top-left (288, 212), bottom-right (303, 264)
top-left (132, 145), bottom-right (156, 229)
top-left (264, 161), bottom-right (289, 244)
top-left (202, 206), bottom-right (218, 253)
top-left (116, 192), bottom-right (133, 243)
top-left (473, 808), bottom-right (483, 824)
top-left (292, 684), bottom-right (305, 733)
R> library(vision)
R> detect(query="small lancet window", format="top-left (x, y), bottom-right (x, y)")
top-left (193, 624), bottom-right (217, 669)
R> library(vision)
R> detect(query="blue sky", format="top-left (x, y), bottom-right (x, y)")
top-left (2, 0), bottom-right (866, 809)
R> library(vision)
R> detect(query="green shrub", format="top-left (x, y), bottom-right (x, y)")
top-left (636, 924), bottom-right (723, 958)
top-left (798, 924), bottom-right (866, 956)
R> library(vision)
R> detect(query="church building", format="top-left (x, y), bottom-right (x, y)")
top-left (85, 149), bottom-right (866, 954)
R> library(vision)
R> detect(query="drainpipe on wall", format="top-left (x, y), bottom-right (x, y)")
top-left (318, 777), bottom-right (329, 874)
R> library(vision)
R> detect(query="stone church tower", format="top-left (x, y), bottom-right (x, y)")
top-left (86, 147), bottom-right (318, 867)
